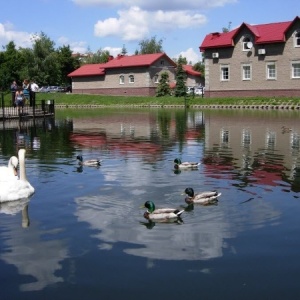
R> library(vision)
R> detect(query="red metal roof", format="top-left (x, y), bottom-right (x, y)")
top-left (104, 53), bottom-right (176, 68)
top-left (183, 65), bottom-right (202, 76)
top-left (200, 16), bottom-right (300, 51)
top-left (68, 53), bottom-right (177, 77)
top-left (68, 64), bottom-right (106, 77)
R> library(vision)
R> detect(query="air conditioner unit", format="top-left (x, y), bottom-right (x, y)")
top-left (212, 52), bottom-right (219, 58)
top-left (258, 49), bottom-right (266, 55)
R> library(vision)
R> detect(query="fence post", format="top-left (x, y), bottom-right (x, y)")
top-left (1, 92), bottom-right (4, 120)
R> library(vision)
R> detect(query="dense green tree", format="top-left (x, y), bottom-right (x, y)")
top-left (174, 63), bottom-right (187, 97)
top-left (156, 72), bottom-right (171, 97)
top-left (137, 36), bottom-right (164, 54)
top-left (83, 49), bottom-right (110, 64)
top-left (0, 41), bottom-right (23, 89)
top-left (173, 55), bottom-right (187, 65)
top-left (57, 45), bottom-right (80, 85)
top-left (193, 61), bottom-right (205, 76)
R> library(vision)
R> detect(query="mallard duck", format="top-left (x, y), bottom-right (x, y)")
top-left (183, 187), bottom-right (221, 205)
top-left (174, 158), bottom-right (201, 170)
top-left (76, 155), bottom-right (102, 167)
top-left (0, 149), bottom-right (35, 202)
top-left (141, 201), bottom-right (184, 221)
top-left (0, 155), bottom-right (19, 181)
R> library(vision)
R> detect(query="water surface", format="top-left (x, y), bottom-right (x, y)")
top-left (1, 108), bottom-right (300, 300)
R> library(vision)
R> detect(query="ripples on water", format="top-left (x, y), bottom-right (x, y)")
top-left (1, 109), bottom-right (300, 299)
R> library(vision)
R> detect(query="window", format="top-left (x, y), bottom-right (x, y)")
top-left (291, 61), bottom-right (300, 78)
top-left (119, 75), bottom-right (125, 84)
top-left (242, 36), bottom-right (253, 51)
top-left (129, 75), bottom-right (134, 83)
top-left (242, 129), bottom-right (251, 146)
top-left (160, 60), bottom-right (164, 66)
top-left (221, 129), bottom-right (229, 144)
top-left (154, 74), bottom-right (159, 83)
top-left (266, 62), bottom-right (276, 80)
top-left (221, 65), bottom-right (230, 81)
top-left (242, 64), bottom-right (251, 80)
top-left (294, 30), bottom-right (300, 47)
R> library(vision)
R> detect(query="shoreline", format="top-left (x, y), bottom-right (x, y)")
top-left (55, 104), bottom-right (300, 110)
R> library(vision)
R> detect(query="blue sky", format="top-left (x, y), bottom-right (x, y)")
top-left (0, 0), bottom-right (298, 64)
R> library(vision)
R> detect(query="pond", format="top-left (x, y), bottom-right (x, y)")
top-left (1, 108), bottom-right (300, 300)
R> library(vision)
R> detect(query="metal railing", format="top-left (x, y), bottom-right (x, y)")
top-left (1, 93), bottom-right (55, 121)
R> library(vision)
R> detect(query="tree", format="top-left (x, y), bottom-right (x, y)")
top-left (121, 44), bottom-right (127, 55)
top-left (57, 45), bottom-right (80, 85)
top-left (0, 41), bottom-right (23, 89)
top-left (193, 61), bottom-right (205, 76)
top-left (83, 49), bottom-right (110, 64)
top-left (137, 36), bottom-right (164, 54)
top-left (156, 72), bottom-right (171, 97)
top-left (173, 55), bottom-right (187, 65)
top-left (174, 63), bottom-right (187, 97)
top-left (222, 21), bottom-right (232, 33)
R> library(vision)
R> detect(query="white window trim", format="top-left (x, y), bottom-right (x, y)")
top-left (119, 74), bottom-right (125, 85)
top-left (242, 64), bottom-right (252, 81)
top-left (266, 62), bottom-right (277, 80)
top-left (129, 75), bottom-right (134, 84)
top-left (154, 74), bottom-right (159, 83)
top-left (291, 61), bottom-right (300, 79)
top-left (242, 35), bottom-right (253, 51)
top-left (220, 64), bottom-right (230, 81)
top-left (294, 30), bottom-right (300, 48)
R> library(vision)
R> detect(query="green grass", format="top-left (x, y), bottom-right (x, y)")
top-left (1, 91), bottom-right (300, 107)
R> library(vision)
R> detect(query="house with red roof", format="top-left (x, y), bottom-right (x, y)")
top-left (200, 16), bottom-right (300, 98)
top-left (68, 53), bottom-right (203, 96)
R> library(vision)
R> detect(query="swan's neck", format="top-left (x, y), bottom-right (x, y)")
top-left (19, 150), bottom-right (27, 182)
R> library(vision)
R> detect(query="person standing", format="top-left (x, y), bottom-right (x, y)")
top-left (22, 79), bottom-right (30, 106)
top-left (15, 87), bottom-right (25, 113)
top-left (30, 80), bottom-right (39, 106)
top-left (10, 80), bottom-right (18, 107)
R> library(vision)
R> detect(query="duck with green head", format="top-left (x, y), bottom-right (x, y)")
top-left (183, 187), bottom-right (221, 205)
top-left (76, 155), bottom-right (102, 167)
top-left (141, 201), bottom-right (184, 221)
top-left (174, 158), bottom-right (201, 170)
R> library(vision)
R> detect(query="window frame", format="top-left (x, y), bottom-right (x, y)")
top-left (242, 35), bottom-right (253, 51)
top-left (266, 62), bottom-right (277, 80)
top-left (242, 64), bottom-right (252, 81)
top-left (291, 61), bottom-right (300, 79)
top-left (154, 74), bottom-right (159, 84)
top-left (220, 64), bottom-right (230, 81)
top-left (128, 75), bottom-right (134, 84)
top-left (294, 30), bottom-right (300, 47)
top-left (119, 74), bottom-right (125, 85)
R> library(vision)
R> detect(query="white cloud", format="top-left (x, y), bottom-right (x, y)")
top-left (103, 46), bottom-right (122, 57)
top-left (175, 48), bottom-right (202, 64)
top-left (94, 7), bottom-right (149, 41)
top-left (0, 23), bottom-right (32, 48)
top-left (94, 6), bottom-right (207, 41)
top-left (72, 0), bottom-right (238, 11)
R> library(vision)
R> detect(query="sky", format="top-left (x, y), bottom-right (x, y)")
top-left (0, 0), bottom-right (298, 64)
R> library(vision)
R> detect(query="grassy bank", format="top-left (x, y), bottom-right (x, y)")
top-left (2, 91), bottom-right (300, 107)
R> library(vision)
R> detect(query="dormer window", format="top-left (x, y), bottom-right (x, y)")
top-left (242, 36), bottom-right (253, 51)
top-left (294, 30), bottom-right (300, 47)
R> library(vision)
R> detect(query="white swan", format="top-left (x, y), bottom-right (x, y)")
top-left (0, 149), bottom-right (35, 202)
top-left (0, 155), bottom-right (18, 181)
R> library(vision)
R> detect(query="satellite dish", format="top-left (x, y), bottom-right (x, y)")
top-left (247, 42), bottom-right (253, 49)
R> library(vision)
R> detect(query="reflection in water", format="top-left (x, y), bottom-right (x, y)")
top-left (0, 108), bottom-right (300, 298)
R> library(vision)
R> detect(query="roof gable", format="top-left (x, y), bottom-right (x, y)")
top-left (200, 16), bottom-right (299, 51)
